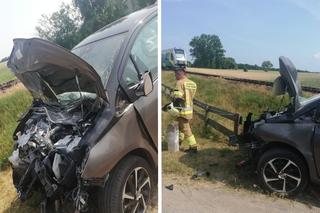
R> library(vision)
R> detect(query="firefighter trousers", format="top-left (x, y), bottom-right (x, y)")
top-left (177, 117), bottom-right (197, 147)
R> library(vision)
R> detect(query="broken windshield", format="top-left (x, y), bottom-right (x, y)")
top-left (72, 32), bottom-right (127, 87)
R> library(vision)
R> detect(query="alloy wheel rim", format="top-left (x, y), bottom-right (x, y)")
top-left (262, 157), bottom-right (302, 193)
top-left (122, 167), bottom-right (151, 213)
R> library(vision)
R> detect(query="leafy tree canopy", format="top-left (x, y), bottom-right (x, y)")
top-left (36, 0), bottom-right (156, 49)
top-left (222, 57), bottom-right (237, 69)
top-left (36, 3), bottom-right (82, 49)
top-left (189, 34), bottom-right (225, 69)
top-left (261, 60), bottom-right (273, 71)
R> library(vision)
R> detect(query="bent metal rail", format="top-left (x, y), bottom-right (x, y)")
top-left (185, 70), bottom-right (320, 94)
top-left (162, 84), bottom-right (242, 143)
top-left (0, 79), bottom-right (19, 92)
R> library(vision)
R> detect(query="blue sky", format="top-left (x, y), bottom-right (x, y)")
top-left (0, 0), bottom-right (71, 60)
top-left (162, 0), bottom-right (320, 71)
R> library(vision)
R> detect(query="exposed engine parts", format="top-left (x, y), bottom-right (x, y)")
top-left (8, 98), bottom-right (101, 212)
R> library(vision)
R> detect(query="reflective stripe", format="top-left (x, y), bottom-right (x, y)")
top-left (183, 81), bottom-right (197, 109)
top-left (174, 78), bottom-right (197, 118)
top-left (182, 106), bottom-right (193, 110)
top-left (173, 90), bottom-right (183, 98)
top-left (185, 82), bottom-right (197, 90)
top-left (180, 110), bottom-right (193, 115)
top-left (180, 106), bottom-right (193, 115)
top-left (185, 89), bottom-right (191, 107)
top-left (185, 135), bottom-right (197, 146)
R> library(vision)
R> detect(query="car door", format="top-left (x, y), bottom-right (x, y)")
top-left (119, 16), bottom-right (158, 148)
top-left (310, 106), bottom-right (320, 176)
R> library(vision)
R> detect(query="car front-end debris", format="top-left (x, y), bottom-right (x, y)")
top-left (238, 56), bottom-right (320, 195)
top-left (7, 38), bottom-right (108, 212)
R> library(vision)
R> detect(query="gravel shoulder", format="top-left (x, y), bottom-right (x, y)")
top-left (162, 174), bottom-right (320, 213)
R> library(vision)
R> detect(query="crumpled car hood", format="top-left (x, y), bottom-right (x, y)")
top-left (7, 38), bottom-right (106, 102)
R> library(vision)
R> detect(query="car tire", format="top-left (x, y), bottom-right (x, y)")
top-left (257, 148), bottom-right (309, 196)
top-left (97, 155), bottom-right (155, 213)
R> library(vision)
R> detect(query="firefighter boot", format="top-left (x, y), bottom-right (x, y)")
top-left (184, 135), bottom-right (197, 154)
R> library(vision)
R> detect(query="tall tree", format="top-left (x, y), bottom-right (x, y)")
top-left (73, 0), bottom-right (127, 38)
top-left (189, 34), bottom-right (225, 68)
top-left (72, 0), bottom-right (157, 39)
top-left (36, 3), bottom-right (82, 49)
top-left (124, 0), bottom-right (156, 12)
top-left (223, 57), bottom-right (237, 69)
top-left (36, 0), bottom-right (156, 49)
top-left (261, 60), bottom-right (273, 71)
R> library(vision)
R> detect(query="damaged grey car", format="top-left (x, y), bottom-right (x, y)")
top-left (240, 56), bottom-right (320, 196)
top-left (7, 5), bottom-right (157, 213)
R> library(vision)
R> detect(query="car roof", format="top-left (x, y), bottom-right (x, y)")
top-left (73, 4), bottom-right (157, 49)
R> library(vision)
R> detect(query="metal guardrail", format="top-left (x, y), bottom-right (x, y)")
top-left (162, 84), bottom-right (242, 141)
top-left (186, 70), bottom-right (320, 93)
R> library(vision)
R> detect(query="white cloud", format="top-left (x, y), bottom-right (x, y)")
top-left (313, 52), bottom-right (320, 60)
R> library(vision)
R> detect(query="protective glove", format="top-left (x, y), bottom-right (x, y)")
top-left (162, 102), bottom-right (171, 111)
top-left (167, 102), bottom-right (180, 117)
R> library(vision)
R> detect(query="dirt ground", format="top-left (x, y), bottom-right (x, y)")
top-left (0, 169), bottom-right (39, 213)
top-left (162, 174), bottom-right (320, 213)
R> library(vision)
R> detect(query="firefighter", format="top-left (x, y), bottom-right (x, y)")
top-left (167, 68), bottom-right (197, 153)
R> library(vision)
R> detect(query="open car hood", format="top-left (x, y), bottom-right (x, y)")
top-left (7, 38), bottom-right (107, 102)
top-left (278, 56), bottom-right (302, 98)
top-left (273, 56), bottom-right (302, 111)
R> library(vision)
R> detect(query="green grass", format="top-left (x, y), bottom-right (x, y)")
top-left (0, 89), bottom-right (32, 170)
top-left (0, 62), bottom-right (15, 84)
top-left (161, 71), bottom-right (299, 191)
top-left (162, 71), bottom-right (291, 120)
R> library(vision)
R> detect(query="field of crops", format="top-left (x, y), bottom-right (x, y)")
top-left (188, 67), bottom-right (320, 89)
top-left (0, 62), bottom-right (15, 85)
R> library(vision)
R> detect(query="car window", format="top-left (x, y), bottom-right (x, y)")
top-left (72, 33), bottom-right (127, 86)
top-left (122, 59), bottom-right (140, 87)
top-left (122, 17), bottom-right (157, 87)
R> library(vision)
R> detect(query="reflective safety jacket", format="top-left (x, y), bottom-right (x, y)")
top-left (172, 77), bottom-right (197, 119)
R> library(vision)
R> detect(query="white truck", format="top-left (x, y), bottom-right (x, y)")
top-left (162, 48), bottom-right (187, 69)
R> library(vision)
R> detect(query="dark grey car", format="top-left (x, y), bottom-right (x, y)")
top-left (241, 56), bottom-right (320, 195)
top-left (7, 5), bottom-right (157, 213)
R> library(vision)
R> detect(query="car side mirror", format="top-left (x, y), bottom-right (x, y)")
top-left (135, 71), bottom-right (153, 96)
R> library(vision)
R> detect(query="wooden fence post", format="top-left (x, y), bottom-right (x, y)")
top-left (204, 106), bottom-right (209, 128)
top-left (233, 114), bottom-right (241, 136)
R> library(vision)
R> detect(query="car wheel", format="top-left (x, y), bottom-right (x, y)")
top-left (98, 155), bottom-right (155, 213)
top-left (257, 148), bottom-right (308, 196)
